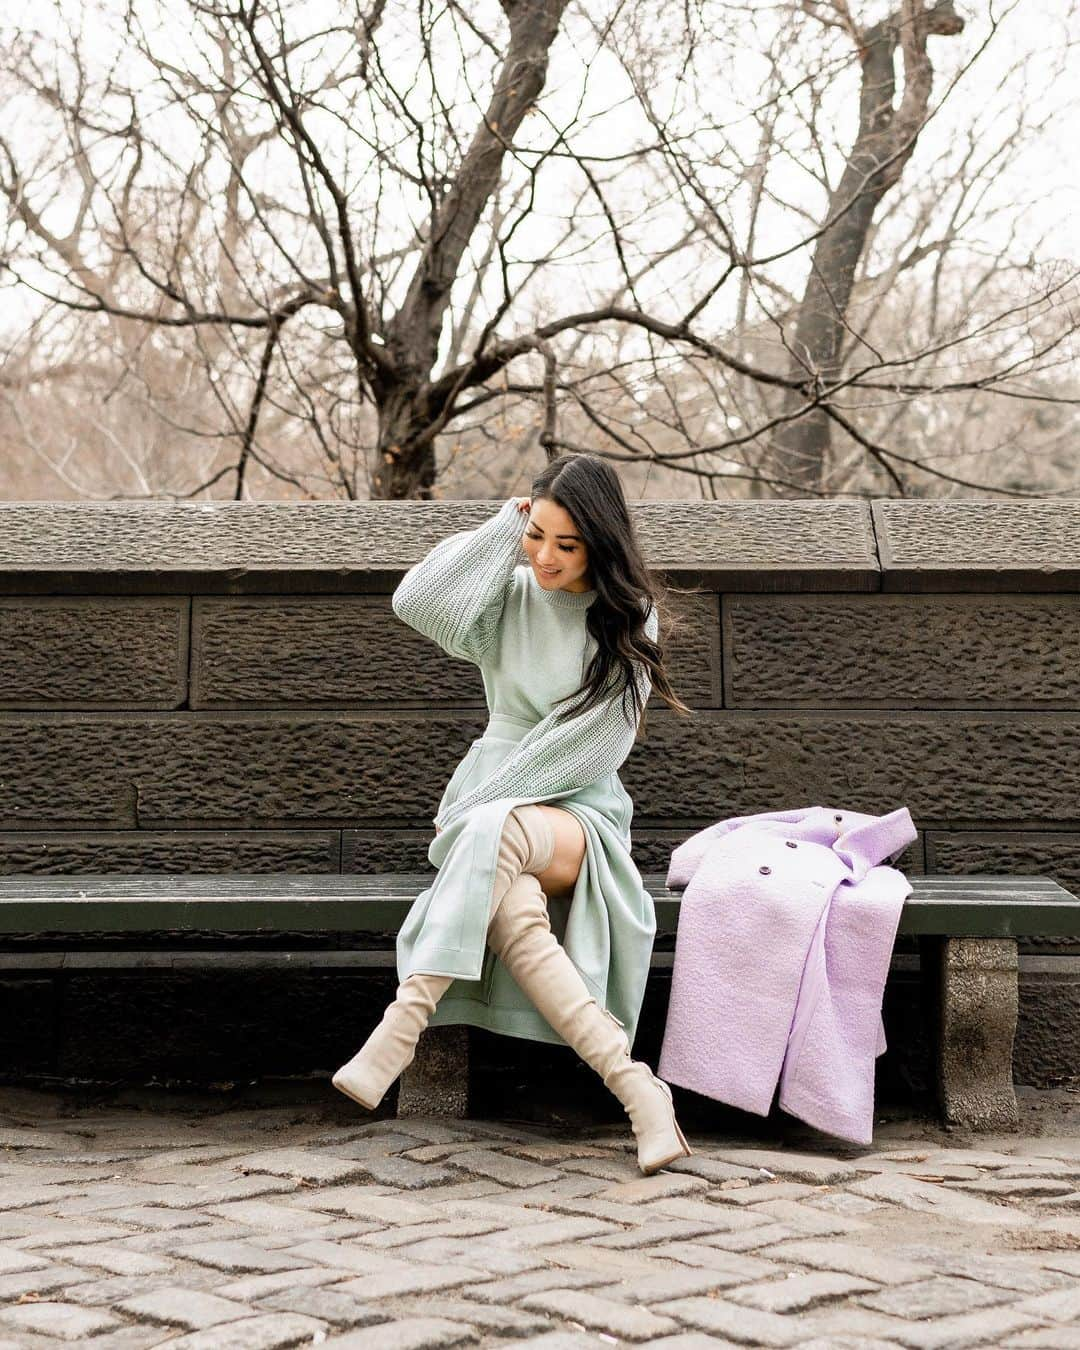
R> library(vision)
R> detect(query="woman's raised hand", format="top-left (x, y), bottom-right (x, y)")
top-left (516, 497), bottom-right (531, 515)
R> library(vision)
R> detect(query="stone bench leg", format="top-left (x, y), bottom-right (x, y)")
top-left (397, 1026), bottom-right (469, 1117)
top-left (922, 936), bottom-right (1020, 1131)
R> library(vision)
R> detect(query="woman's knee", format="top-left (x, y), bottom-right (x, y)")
top-left (530, 805), bottom-right (586, 898)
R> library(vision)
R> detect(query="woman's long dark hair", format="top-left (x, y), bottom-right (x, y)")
top-left (529, 453), bottom-right (694, 739)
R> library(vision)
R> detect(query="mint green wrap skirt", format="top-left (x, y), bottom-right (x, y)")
top-left (394, 712), bottom-right (657, 1048)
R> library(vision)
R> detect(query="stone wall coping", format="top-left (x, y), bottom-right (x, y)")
top-left (0, 498), bottom-right (1077, 594)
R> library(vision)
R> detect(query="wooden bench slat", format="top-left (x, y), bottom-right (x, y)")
top-left (0, 949), bottom-right (918, 972)
top-left (0, 873), bottom-right (1077, 938)
top-left (0, 872), bottom-right (1071, 900)
top-left (0, 950), bottom-right (402, 971)
top-left (0, 897), bottom-right (407, 932)
top-left (655, 895), bottom-right (1080, 939)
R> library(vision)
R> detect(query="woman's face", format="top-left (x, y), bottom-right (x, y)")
top-left (523, 496), bottom-right (593, 594)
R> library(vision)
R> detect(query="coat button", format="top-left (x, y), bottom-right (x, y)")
top-left (834, 814), bottom-right (843, 822)
top-left (759, 865), bottom-right (771, 874)
top-left (785, 840), bottom-right (797, 848)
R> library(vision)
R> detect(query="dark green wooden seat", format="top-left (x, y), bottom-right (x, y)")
top-left (0, 871), bottom-right (1076, 937)
top-left (2, 872), bottom-right (1078, 1131)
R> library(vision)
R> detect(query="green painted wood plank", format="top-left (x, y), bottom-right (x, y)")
top-left (0, 872), bottom-right (1076, 938)
top-left (0, 949), bottom-right (1002, 973)
top-left (0, 897), bottom-right (405, 932)
top-left (652, 896), bottom-right (1080, 939)
top-left (0, 872), bottom-right (1070, 900)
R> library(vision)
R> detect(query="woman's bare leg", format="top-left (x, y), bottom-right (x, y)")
top-left (528, 804), bottom-right (587, 901)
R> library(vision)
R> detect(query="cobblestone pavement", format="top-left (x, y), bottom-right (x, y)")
top-left (2, 1085), bottom-right (1080, 1349)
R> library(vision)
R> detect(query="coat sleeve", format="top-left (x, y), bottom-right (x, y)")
top-left (391, 497), bottom-right (528, 666)
top-left (435, 603), bottom-right (658, 831)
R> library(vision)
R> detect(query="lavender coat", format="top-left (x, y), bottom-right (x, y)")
top-left (657, 804), bottom-right (918, 1145)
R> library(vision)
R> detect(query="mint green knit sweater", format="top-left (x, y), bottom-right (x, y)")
top-left (389, 496), bottom-right (659, 1047)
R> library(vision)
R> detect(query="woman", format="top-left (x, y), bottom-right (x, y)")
top-left (332, 453), bottom-right (693, 1174)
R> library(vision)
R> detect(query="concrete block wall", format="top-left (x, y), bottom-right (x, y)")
top-left (0, 498), bottom-right (1077, 1097)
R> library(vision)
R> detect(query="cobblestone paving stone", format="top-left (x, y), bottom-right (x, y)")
top-left (1, 1085), bottom-right (1080, 1347)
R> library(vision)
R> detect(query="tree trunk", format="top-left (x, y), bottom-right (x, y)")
top-left (371, 0), bottom-right (571, 500)
top-left (374, 384), bottom-right (438, 499)
top-left (771, 2), bottom-right (963, 496)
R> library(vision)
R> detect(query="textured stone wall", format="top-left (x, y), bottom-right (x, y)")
top-left (1, 498), bottom-right (1078, 1097)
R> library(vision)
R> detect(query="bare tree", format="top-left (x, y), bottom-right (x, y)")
top-left (555, 0), bottom-right (1080, 499)
top-left (1, 0), bottom-right (1077, 502)
top-left (770, 0), bottom-right (967, 493)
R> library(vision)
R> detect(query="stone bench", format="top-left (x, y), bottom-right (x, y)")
top-left (1, 871), bottom-right (1078, 1132)
top-left (3, 497), bottom-right (1080, 1097)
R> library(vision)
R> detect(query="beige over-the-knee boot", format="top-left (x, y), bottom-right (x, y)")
top-left (331, 806), bottom-right (555, 1110)
top-left (488, 871), bottom-right (692, 1175)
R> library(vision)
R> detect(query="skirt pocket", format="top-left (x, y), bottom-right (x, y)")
top-left (572, 773), bottom-right (632, 834)
top-left (435, 738), bottom-right (484, 820)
